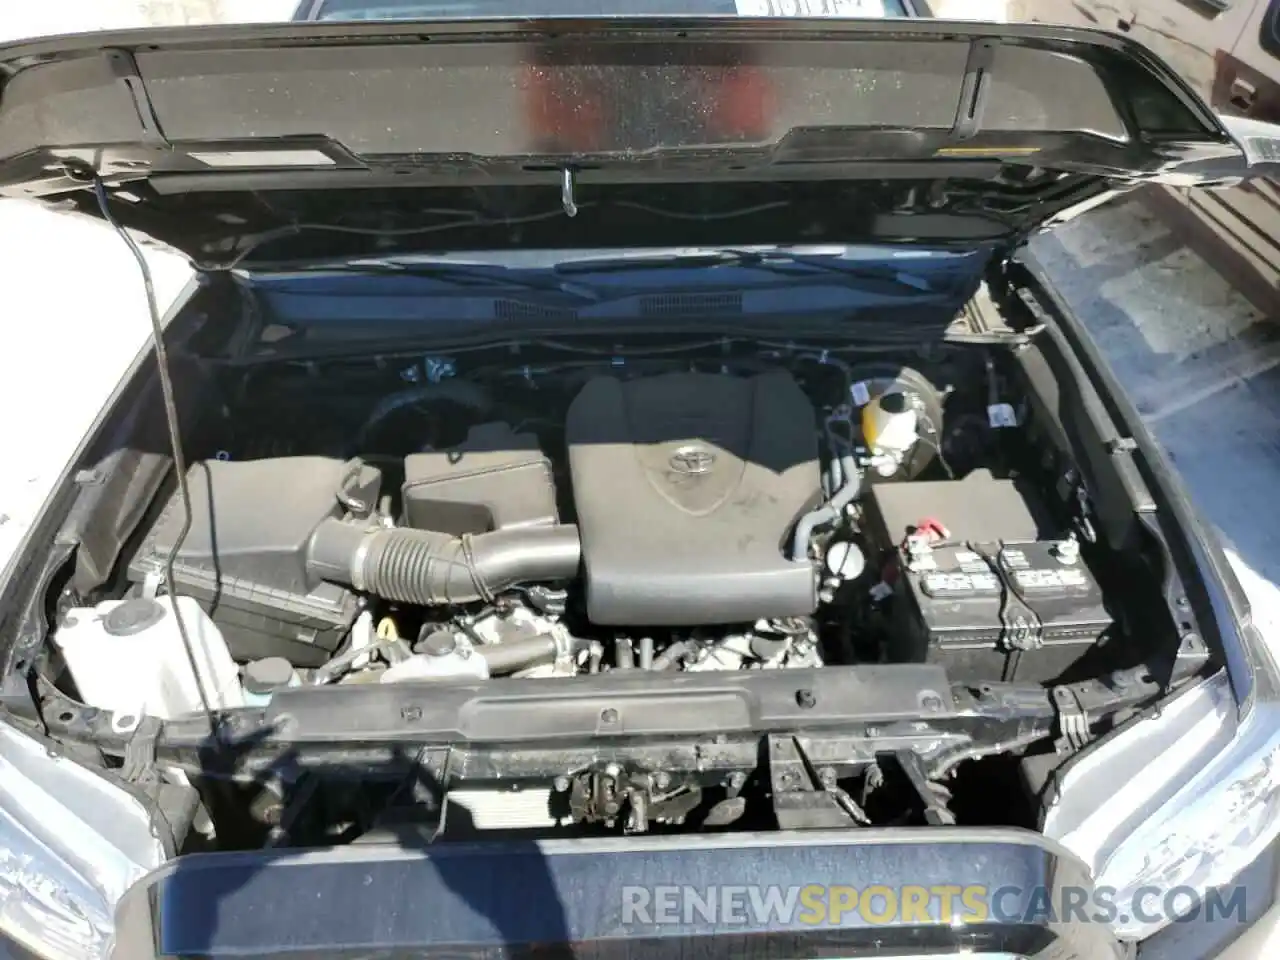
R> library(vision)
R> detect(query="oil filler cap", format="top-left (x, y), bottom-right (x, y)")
top-left (102, 598), bottom-right (167, 636)
top-left (418, 629), bottom-right (458, 658)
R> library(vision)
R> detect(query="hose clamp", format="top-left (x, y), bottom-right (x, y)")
top-left (350, 531), bottom-right (373, 593)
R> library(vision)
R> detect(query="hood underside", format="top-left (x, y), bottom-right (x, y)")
top-left (0, 17), bottom-right (1249, 264)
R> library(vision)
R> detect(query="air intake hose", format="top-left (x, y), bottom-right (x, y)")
top-left (308, 518), bottom-right (581, 605)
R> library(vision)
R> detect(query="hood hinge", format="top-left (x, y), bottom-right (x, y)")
top-left (104, 48), bottom-right (170, 150)
top-left (950, 38), bottom-right (997, 141)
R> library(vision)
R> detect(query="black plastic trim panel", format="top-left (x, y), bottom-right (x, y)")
top-left (267, 664), bottom-right (953, 742)
top-left (112, 828), bottom-right (1125, 959)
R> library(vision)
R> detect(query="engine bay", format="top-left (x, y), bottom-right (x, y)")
top-left (88, 335), bottom-right (1132, 698)
top-left (10, 284), bottom-right (1213, 851)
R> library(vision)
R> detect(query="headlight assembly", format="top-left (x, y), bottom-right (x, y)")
top-left (0, 721), bottom-right (166, 960)
top-left (1046, 624), bottom-right (1280, 941)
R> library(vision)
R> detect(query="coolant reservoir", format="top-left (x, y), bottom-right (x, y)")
top-left (54, 596), bottom-right (244, 719)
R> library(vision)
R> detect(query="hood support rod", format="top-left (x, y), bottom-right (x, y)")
top-left (91, 176), bottom-right (218, 742)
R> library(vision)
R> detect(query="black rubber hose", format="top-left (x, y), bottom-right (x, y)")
top-left (651, 639), bottom-right (696, 671)
top-left (309, 519), bottom-right (581, 605)
top-left (478, 636), bottom-right (557, 675)
top-left (479, 632), bottom-right (594, 675)
top-left (790, 453), bottom-right (860, 561)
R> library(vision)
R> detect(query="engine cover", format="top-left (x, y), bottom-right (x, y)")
top-left (566, 370), bottom-right (820, 625)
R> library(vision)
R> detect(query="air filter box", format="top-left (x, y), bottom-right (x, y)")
top-left (402, 422), bottom-right (558, 535)
top-left (128, 457), bottom-right (380, 666)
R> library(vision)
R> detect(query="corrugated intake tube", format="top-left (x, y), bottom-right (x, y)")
top-left (308, 518), bottom-right (582, 605)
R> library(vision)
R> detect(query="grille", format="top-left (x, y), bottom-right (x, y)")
top-left (640, 291), bottom-right (743, 317)
top-left (493, 298), bottom-right (578, 323)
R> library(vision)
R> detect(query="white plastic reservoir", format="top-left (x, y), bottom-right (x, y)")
top-left (54, 596), bottom-right (245, 720)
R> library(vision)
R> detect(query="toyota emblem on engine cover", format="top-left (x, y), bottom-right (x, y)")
top-left (669, 446), bottom-right (717, 475)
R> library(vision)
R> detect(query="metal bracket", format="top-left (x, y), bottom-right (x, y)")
top-left (768, 735), bottom-right (868, 829)
top-left (1002, 612), bottom-right (1041, 651)
top-left (560, 167), bottom-right (578, 218)
top-left (121, 716), bottom-right (163, 785)
top-left (950, 39), bottom-right (997, 140)
top-left (981, 543), bottom-right (1043, 652)
top-left (140, 568), bottom-right (163, 600)
top-left (1073, 479), bottom-right (1098, 544)
top-left (526, 585), bottom-right (568, 617)
top-left (423, 356), bottom-right (456, 383)
top-left (1052, 685), bottom-right (1092, 754)
top-left (104, 49), bottom-right (169, 148)
top-left (567, 764), bottom-right (699, 833)
top-left (895, 750), bottom-right (955, 825)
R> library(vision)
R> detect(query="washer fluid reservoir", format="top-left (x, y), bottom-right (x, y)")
top-left (54, 596), bottom-right (245, 720)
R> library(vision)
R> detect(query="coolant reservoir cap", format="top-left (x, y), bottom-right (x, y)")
top-left (244, 657), bottom-right (295, 695)
top-left (825, 540), bottom-right (867, 581)
top-left (101, 598), bottom-right (167, 636)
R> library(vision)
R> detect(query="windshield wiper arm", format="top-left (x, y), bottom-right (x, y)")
top-left (291, 258), bottom-right (602, 301)
top-left (553, 248), bottom-right (949, 294)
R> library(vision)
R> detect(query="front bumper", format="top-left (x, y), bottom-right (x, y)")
top-left (110, 827), bottom-right (1124, 959)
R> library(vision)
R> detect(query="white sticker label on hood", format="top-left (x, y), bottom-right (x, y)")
top-left (735, 0), bottom-right (887, 15)
top-left (189, 149), bottom-right (337, 168)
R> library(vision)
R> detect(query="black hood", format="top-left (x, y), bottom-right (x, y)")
top-left (0, 17), bottom-right (1252, 266)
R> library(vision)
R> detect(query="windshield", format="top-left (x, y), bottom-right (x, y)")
top-left (308, 0), bottom-right (910, 20)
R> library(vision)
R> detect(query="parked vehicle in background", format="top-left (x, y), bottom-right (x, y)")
top-left (1011, 0), bottom-right (1280, 316)
top-left (294, 0), bottom-right (929, 18)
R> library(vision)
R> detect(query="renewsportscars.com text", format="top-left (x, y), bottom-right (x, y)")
top-left (620, 884), bottom-right (1246, 928)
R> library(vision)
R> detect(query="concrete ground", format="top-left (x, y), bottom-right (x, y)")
top-left (3, 0), bottom-right (1280, 668)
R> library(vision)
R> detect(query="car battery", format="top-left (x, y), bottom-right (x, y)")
top-left (862, 472), bottom-right (1113, 682)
